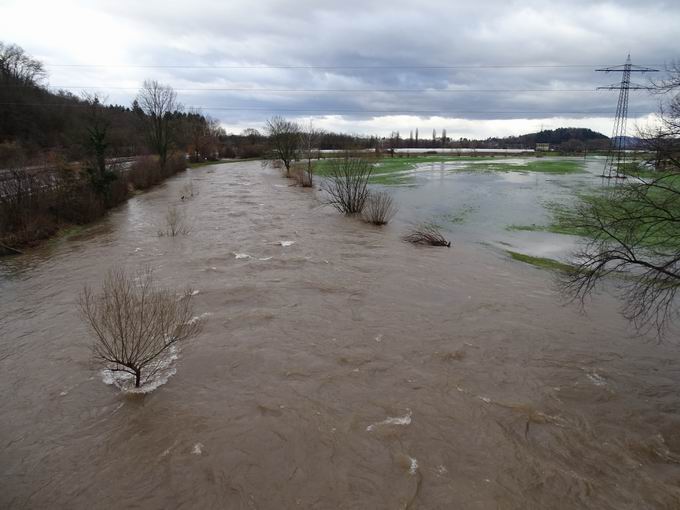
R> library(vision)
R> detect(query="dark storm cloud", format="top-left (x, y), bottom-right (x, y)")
top-left (2, 0), bottom-right (678, 134)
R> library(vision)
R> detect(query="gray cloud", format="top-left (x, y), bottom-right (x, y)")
top-left (1, 0), bottom-right (677, 136)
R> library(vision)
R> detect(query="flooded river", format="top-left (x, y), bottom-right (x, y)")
top-left (2, 161), bottom-right (680, 509)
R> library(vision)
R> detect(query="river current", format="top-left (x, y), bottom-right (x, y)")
top-left (1, 161), bottom-right (680, 509)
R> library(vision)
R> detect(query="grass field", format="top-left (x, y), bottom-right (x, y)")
top-left (506, 250), bottom-right (573, 271)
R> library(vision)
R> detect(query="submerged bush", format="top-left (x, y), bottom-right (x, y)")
top-left (404, 224), bottom-right (451, 247)
top-left (79, 267), bottom-right (202, 389)
top-left (362, 191), bottom-right (397, 225)
top-left (322, 157), bottom-right (373, 214)
top-left (158, 205), bottom-right (189, 237)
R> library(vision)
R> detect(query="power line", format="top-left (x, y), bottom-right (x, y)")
top-left (1, 84), bottom-right (610, 93)
top-left (43, 63), bottom-right (665, 70)
top-left (597, 55), bottom-right (659, 179)
top-left (0, 102), bottom-right (652, 115)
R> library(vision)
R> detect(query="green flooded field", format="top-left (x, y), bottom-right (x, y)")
top-left (315, 155), bottom-right (585, 185)
top-left (317, 155), bottom-right (611, 268)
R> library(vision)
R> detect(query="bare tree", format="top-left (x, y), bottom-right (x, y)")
top-left (0, 42), bottom-right (46, 86)
top-left (322, 157), bottom-right (373, 214)
top-left (300, 120), bottom-right (322, 187)
top-left (265, 116), bottom-right (300, 177)
top-left (184, 109), bottom-right (223, 162)
top-left (79, 268), bottom-right (202, 388)
top-left (136, 80), bottom-right (179, 171)
top-left (363, 191), bottom-right (398, 225)
top-left (559, 66), bottom-right (680, 336)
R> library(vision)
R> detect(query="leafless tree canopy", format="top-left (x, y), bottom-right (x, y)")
top-left (322, 157), bottom-right (373, 215)
top-left (560, 66), bottom-right (680, 336)
top-left (404, 224), bottom-right (451, 247)
top-left (265, 116), bottom-right (301, 176)
top-left (136, 80), bottom-right (179, 170)
top-left (559, 175), bottom-right (680, 336)
top-left (79, 268), bottom-right (202, 388)
top-left (0, 42), bottom-right (45, 86)
top-left (363, 190), bottom-right (398, 225)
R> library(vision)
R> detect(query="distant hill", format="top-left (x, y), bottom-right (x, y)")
top-left (611, 135), bottom-right (643, 149)
top-left (523, 128), bottom-right (608, 145)
top-left (484, 128), bottom-right (609, 150)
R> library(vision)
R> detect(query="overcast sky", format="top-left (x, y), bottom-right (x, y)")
top-left (1, 0), bottom-right (678, 138)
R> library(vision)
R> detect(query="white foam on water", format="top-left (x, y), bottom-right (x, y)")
top-left (233, 252), bottom-right (251, 259)
top-left (192, 442), bottom-right (204, 455)
top-left (278, 240), bottom-right (295, 247)
top-left (100, 346), bottom-right (180, 394)
top-left (587, 372), bottom-right (607, 386)
top-left (190, 290), bottom-right (200, 296)
top-left (478, 396), bottom-right (492, 403)
top-left (258, 256), bottom-right (273, 261)
top-left (375, 334), bottom-right (383, 342)
top-left (409, 457), bottom-right (419, 475)
top-left (186, 312), bottom-right (211, 325)
top-left (366, 409), bottom-right (412, 431)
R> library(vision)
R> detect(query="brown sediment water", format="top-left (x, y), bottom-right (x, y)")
top-left (1, 161), bottom-right (680, 509)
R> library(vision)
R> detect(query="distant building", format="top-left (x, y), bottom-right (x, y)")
top-left (536, 143), bottom-right (550, 151)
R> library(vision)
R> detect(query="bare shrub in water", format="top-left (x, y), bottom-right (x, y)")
top-left (322, 157), bottom-right (373, 215)
top-left (362, 191), bottom-right (397, 225)
top-left (404, 224), bottom-right (451, 247)
top-left (180, 180), bottom-right (197, 199)
top-left (291, 162), bottom-right (313, 187)
top-left (158, 205), bottom-right (189, 236)
top-left (79, 268), bottom-right (202, 388)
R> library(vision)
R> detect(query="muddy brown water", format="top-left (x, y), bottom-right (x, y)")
top-left (1, 161), bottom-right (680, 509)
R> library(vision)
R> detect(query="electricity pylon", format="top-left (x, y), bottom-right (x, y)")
top-left (596, 55), bottom-right (658, 178)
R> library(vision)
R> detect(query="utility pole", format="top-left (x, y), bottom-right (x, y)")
top-left (596, 55), bottom-right (658, 178)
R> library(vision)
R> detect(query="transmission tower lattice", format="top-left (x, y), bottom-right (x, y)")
top-left (596, 55), bottom-right (658, 178)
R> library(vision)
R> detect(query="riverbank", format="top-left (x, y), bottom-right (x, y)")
top-left (1, 161), bottom-right (679, 509)
top-left (0, 154), bottom-right (187, 253)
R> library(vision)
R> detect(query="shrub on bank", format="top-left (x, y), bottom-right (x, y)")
top-left (130, 155), bottom-right (161, 190)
